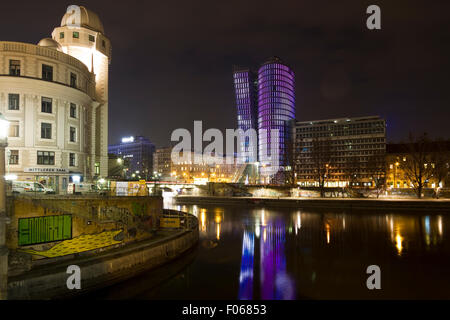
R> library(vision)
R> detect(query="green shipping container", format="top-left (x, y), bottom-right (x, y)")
top-left (18, 215), bottom-right (72, 246)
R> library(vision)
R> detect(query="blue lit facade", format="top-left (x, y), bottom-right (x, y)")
top-left (108, 136), bottom-right (155, 180)
top-left (233, 58), bottom-right (295, 182)
top-left (233, 68), bottom-right (258, 163)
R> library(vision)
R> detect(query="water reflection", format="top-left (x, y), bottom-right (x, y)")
top-left (161, 203), bottom-right (450, 300)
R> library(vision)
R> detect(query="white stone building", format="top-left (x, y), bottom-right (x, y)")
top-left (0, 5), bottom-right (111, 193)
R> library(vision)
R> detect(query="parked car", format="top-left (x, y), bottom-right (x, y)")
top-left (67, 183), bottom-right (101, 195)
top-left (12, 181), bottom-right (55, 194)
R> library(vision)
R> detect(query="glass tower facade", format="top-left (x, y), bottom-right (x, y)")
top-left (233, 68), bottom-right (258, 163)
top-left (257, 57), bottom-right (296, 180)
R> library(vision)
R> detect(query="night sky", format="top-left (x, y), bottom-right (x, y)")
top-left (1, 0), bottom-right (449, 147)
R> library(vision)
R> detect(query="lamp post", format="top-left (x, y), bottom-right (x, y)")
top-left (0, 113), bottom-right (10, 300)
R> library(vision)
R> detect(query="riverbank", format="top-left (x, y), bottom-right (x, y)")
top-left (7, 226), bottom-right (199, 299)
top-left (175, 195), bottom-right (450, 212)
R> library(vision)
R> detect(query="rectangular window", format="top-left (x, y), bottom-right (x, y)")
top-left (70, 103), bottom-right (77, 118)
top-left (60, 32), bottom-right (64, 39)
top-left (9, 150), bottom-right (19, 165)
top-left (102, 40), bottom-right (106, 47)
top-left (69, 153), bottom-right (76, 167)
top-left (42, 64), bottom-right (53, 81)
top-left (41, 123), bottom-right (52, 139)
top-left (73, 32), bottom-right (79, 39)
top-left (95, 162), bottom-right (100, 175)
top-left (9, 60), bottom-right (20, 76)
top-left (89, 35), bottom-right (95, 42)
top-left (37, 151), bottom-right (55, 165)
top-left (41, 97), bottom-right (52, 113)
top-left (70, 72), bottom-right (77, 88)
top-left (8, 94), bottom-right (20, 110)
top-left (70, 127), bottom-right (76, 142)
top-left (8, 121), bottom-right (19, 138)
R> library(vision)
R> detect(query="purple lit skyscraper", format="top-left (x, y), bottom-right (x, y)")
top-left (258, 57), bottom-right (295, 181)
top-left (233, 68), bottom-right (258, 164)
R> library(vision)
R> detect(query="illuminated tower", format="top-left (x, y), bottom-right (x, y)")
top-left (257, 57), bottom-right (295, 182)
top-left (52, 5), bottom-right (112, 178)
top-left (233, 67), bottom-right (258, 163)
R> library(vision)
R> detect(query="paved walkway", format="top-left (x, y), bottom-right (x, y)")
top-left (20, 230), bottom-right (123, 258)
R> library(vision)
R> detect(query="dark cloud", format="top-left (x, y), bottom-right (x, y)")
top-left (1, 0), bottom-right (449, 145)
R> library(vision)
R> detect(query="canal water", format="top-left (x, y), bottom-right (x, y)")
top-left (87, 203), bottom-right (450, 300)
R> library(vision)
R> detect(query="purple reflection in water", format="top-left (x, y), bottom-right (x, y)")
top-left (260, 224), bottom-right (295, 300)
top-left (238, 219), bottom-right (295, 300)
top-left (238, 230), bottom-right (254, 300)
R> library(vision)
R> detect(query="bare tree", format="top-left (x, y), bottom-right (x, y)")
top-left (310, 137), bottom-right (334, 198)
top-left (346, 155), bottom-right (362, 188)
top-left (430, 140), bottom-right (450, 197)
top-left (367, 154), bottom-right (386, 198)
top-left (400, 133), bottom-right (434, 199)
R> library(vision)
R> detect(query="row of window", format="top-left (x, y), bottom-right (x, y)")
top-left (7, 121), bottom-right (77, 142)
top-left (7, 94), bottom-right (78, 118)
top-left (8, 60), bottom-right (78, 88)
top-left (8, 150), bottom-right (77, 167)
top-left (59, 32), bottom-right (106, 48)
top-left (40, 123), bottom-right (77, 142)
top-left (296, 121), bottom-right (385, 132)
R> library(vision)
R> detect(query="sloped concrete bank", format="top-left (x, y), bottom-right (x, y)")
top-left (7, 227), bottom-right (199, 300)
top-left (175, 196), bottom-right (450, 212)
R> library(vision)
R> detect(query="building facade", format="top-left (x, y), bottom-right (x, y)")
top-left (386, 142), bottom-right (450, 190)
top-left (293, 116), bottom-right (386, 187)
top-left (153, 147), bottom-right (173, 180)
top-left (108, 136), bottom-right (155, 180)
top-left (233, 57), bottom-right (296, 183)
top-left (233, 67), bottom-right (258, 164)
top-left (258, 57), bottom-right (296, 182)
top-left (0, 5), bottom-right (110, 193)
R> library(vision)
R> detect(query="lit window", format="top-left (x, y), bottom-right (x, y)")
top-left (9, 150), bottom-right (19, 165)
top-left (8, 121), bottom-right (19, 138)
top-left (69, 153), bottom-right (76, 167)
top-left (70, 73), bottom-right (77, 88)
top-left (41, 97), bottom-right (52, 113)
top-left (37, 151), bottom-right (55, 165)
top-left (9, 60), bottom-right (20, 76)
top-left (42, 64), bottom-right (53, 81)
top-left (70, 103), bottom-right (77, 118)
top-left (41, 123), bottom-right (52, 139)
top-left (70, 127), bottom-right (76, 142)
top-left (8, 94), bottom-right (19, 110)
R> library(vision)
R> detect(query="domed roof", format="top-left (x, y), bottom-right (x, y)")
top-left (37, 38), bottom-right (63, 51)
top-left (61, 6), bottom-right (105, 34)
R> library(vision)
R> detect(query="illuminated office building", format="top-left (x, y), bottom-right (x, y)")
top-left (257, 57), bottom-right (296, 181)
top-left (233, 57), bottom-right (296, 183)
top-left (233, 68), bottom-right (258, 164)
top-left (108, 136), bottom-right (155, 180)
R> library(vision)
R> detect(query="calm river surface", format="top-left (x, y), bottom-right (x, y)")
top-left (87, 202), bottom-right (450, 300)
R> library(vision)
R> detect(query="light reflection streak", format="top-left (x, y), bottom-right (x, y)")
top-left (238, 230), bottom-right (254, 300)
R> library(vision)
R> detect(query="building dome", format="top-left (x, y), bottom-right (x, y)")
top-left (61, 6), bottom-right (105, 34)
top-left (37, 38), bottom-right (63, 51)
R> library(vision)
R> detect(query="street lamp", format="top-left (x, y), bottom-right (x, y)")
top-left (0, 113), bottom-right (10, 300)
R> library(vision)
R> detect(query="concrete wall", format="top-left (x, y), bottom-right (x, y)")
top-left (6, 195), bottom-right (163, 276)
top-left (7, 227), bottom-right (198, 299)
top-left (7, 195), bottom-right (163, 249)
